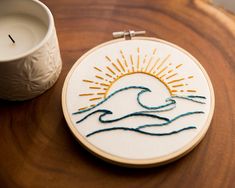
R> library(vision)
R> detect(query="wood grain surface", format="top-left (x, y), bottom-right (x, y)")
top-left (0, 0), bottom-right (234, 187)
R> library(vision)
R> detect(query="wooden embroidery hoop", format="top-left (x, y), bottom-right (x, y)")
top-left (62, 33), bottom-right (215, 168)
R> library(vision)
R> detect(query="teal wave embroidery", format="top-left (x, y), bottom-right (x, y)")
top-left (86, 126), bottom-right (197, 138)
top-left (73, 86), bottom-right (206, 137)
top-left (76, 109), bottom-right (170, 124)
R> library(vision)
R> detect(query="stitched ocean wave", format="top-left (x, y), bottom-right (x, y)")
top-left (73, 86), bottom-right (206, 137)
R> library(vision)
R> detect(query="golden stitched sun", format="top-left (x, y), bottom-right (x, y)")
top-left (78, 48), bottom-right (195, 111)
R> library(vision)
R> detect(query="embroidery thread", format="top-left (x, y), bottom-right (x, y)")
top-left (73, 86), bottom-right (206, 137)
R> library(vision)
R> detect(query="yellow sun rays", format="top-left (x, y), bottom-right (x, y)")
top-left (78, 48), bottom-right (196, 111)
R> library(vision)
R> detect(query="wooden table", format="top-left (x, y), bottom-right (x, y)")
top-left (0, 0), bottom-right (234, 187)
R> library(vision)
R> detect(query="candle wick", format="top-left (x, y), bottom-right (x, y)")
top-left (8, 34), bottom-right (15, 44)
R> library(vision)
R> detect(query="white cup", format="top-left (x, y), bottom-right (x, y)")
top-left (0, 0), bottom-right (62, 100)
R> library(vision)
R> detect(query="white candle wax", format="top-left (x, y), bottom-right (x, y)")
top-left (0, 14), bottom-right (47, 60)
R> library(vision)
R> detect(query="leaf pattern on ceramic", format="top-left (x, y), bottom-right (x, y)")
top-left (0, 28), bottom-right (62, 101)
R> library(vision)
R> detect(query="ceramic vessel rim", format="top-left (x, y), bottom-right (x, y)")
top-left (0, 0), bottom-right (54, 62)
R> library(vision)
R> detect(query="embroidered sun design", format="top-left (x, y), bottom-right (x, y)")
top-left (63, 38), bottom-right (214, 165)
top-left (78, 48), bottom-right (196, 111)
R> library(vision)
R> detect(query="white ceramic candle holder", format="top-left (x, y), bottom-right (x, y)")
top-left (0, 0), bottom-right (62, 101)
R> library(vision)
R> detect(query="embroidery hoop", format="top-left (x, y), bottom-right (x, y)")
top-left (62, 33), bottom-right (215, 167)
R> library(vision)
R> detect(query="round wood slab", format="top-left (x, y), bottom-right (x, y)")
top-left (0, 0), bottom-right (234, 187)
